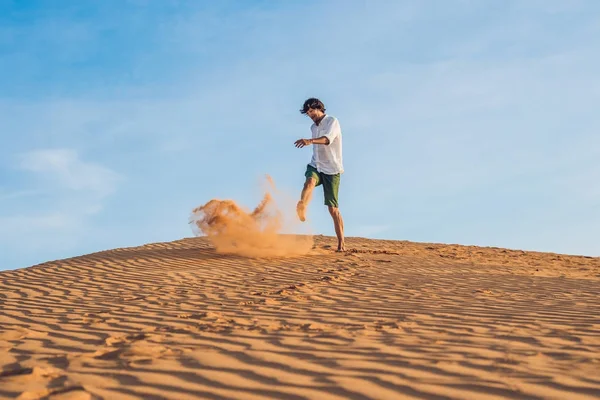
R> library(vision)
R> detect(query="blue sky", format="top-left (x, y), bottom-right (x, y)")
top-left (1, 0), bottom-right (599, 270)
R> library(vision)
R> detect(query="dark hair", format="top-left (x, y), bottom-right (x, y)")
top-left (300, 98), bottom-right (326, 114)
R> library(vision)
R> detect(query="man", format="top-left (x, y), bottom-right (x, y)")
top-left (294, 98), bottom-right (345, 252)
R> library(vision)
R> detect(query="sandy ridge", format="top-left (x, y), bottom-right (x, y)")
top-left (1, 236), bottom-right (599, 399)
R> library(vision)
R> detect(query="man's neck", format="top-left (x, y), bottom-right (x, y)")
top-left (315, 114), bottom-right (326, 126)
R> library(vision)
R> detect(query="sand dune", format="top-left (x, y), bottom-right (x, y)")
top-left (1, 236), bottom-right (599, 399)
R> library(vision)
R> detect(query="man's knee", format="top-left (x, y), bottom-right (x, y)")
top-left (328, 206), bottom-right (339, 216)
top-left (304, 177), bottom-right (317, 189)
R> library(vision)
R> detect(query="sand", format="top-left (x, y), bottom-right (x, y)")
top-left (1, 235), bottom-right (600, 399)
top-left (188, 187), bottom-right (313, 258)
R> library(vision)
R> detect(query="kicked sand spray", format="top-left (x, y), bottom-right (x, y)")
top-left (189, 175), bottom-right (313, 257)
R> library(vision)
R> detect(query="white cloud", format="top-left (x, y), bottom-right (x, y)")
top-left (0, 150), bottom-right (122, 267)
top-left (18, 149), bottom-right (120, 198)
top-left (0, 189), bottom-right (40, 201)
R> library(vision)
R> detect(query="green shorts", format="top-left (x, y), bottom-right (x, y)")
top-left (305, 164), bottom-right (341, 208)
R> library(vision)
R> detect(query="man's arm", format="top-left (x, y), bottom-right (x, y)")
top-left (294, 136), bottom-right (330, 148)
top-left (311, 136), bottom-right (330, 145)
top-left (322, 118), bottom-right (341, 144)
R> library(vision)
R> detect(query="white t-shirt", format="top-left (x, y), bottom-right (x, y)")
top-left (309, 115), bottom-right (344, 175)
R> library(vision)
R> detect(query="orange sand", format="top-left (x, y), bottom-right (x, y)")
top-left (189, 176), bottom-right (313, 258)
top-left (1, 236), bottom-right (600, 399)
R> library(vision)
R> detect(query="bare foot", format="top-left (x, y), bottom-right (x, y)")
top-left (296, 201), bottom-right (306, 222)
top-left (336, 244), bottom-right (346, 252)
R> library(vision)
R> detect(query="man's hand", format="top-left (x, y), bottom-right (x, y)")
top-left (294, 138), bottom-right (312, 148)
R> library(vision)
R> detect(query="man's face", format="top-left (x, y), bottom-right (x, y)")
top-left (306, 108), bottom-right (323, 122)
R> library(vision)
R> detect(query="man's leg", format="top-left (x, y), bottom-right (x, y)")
top-left (297, 177), bottom-right (317, 222)
top-left (328, 206), bottom-right (345, 251)
top-left (323, 173), bottom-right (344, 251)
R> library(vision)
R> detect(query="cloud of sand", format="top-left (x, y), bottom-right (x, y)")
top-left (189, 176), bottom-right (313, 257)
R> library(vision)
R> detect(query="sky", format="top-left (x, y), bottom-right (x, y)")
top-left (1, 0), bottom-right (599, 270)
